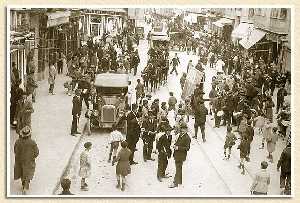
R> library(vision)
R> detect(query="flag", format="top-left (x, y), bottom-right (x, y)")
top-left (181, 67), bottom-right (204, 100)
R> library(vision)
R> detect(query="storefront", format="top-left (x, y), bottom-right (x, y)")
top-left (81, 9), bottom-right (127, 42)
top-left (10, 45), bottom-right (26, 88)
top-left (36, 10), bottom-right (80, 79)
top-left (212, 18), bottom-right (234, 41)
top-left (10, 31), bottom-right (35, 88)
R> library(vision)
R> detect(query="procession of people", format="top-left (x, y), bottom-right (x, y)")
top-left (10, 8), bottom-right (292, 196)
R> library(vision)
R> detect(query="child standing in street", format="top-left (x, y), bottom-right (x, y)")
top-left (265, 126), bottom-right (278, 163)
top-left (250, 161), bottom-right (270, 195)
top-left (254, 112), bottom-right (265, 136)
top-left (79, 142), bottom-right (92, 191)
top-left (237, 136), bottom-right (248, 175)
top-left (108, 124), bottom-right (124, 165)
top-left (116, 141), bottom-right (131, 191)
top-left (224, 126), bottom-right (237, 160)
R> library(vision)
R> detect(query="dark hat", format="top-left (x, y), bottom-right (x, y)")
top-left (61, 178), bottom-right (71, 190)
top-left (75, 89), bottom-right (81, 95)
top-left (261, 161), bottom-right (268, 169)
top-left (131, 103), bottom-right (137, 110)
top-left (121, 140), bottom-right (128, 148)
top-left (20, 126), bottom-right (32, 138)
top-left (179, 122), bottom-right (188, 129)
top-left (84, 142), bottom-right (92, 149)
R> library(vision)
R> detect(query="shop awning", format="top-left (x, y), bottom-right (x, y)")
top-left (239, 29), bottom-right (266, 49)
top-left (46, 11), bottom-right (71, 27)
top-left (219, 18), bottom-right (233, 25)
top-left (231, 23), bottom-right (254, 39)
top-left (212, 18), bottom-right (233, 28)
top-left (212, 21), bottom-right (224, 28)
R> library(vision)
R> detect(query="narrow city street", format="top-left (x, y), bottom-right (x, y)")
top-left (9, 7), bottom-right (291, 197)
top-left (55, 36), bottom-right (287, 195)
top-left (9, 73), bottom-right (83, 195)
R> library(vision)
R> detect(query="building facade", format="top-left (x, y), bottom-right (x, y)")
top-left (219, 8), bottom-right (291, 72)
top-left (79, 8), bottom-right (127, 42)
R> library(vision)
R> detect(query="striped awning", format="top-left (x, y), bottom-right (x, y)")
top-left (239, 28), bottom-right (266, 49)
top-left (231, 23), bottom-right (254, 39)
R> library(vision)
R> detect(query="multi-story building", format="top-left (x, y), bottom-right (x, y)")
top-left (10, 8), bottom-right (38, 87)
top-left (10, 8), bottom-right (82, 85)
top-left (252, 8), bottom-right (291, 72)
top-left (220, 8), bottom-right (291, 72)
top-left (127, 8), bottom-right (145, 36)
top-left (79, 8), bottom-right (127, 42)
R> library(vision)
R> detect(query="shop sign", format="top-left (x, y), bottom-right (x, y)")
top-left (47, 11), bottom-right (71, 20)
top-left (47, 17), bottom-right (69, 27)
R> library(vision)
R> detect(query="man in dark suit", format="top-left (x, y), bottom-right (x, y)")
top-left (156, 123), bottom-right (172, 182)
top-left (169, 122), bottom-right (191, 188)
top-left (193, 100), bottom-right (208, 142)
top-left (141, 111), bottom-right (156, 161)
top-left (126, 104), bottom-right (141, 165)
top-left (71, 89), bottom-right (82, 136)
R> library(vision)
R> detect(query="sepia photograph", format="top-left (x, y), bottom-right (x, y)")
top-left (7, 6), bottom-right (292, 197)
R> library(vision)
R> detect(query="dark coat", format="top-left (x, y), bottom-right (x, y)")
top-left (173, 133), bottom-right (191, 161)
top-left (14, 137), bottom-right (39, 180)
top-left (142, 118), bottom-right (156, 143)
top-left (194, 104), bottom-right (208, 125)
top-left (116, 148), bottom-right (131, 176)
top-left (72, 96), bottom-right (82, 116)
top-left (126, 111), bottom-right (141, 145)
top-left (156, 133), bottom-right (172, 158)
top-left (277, 146), bottom-right (291, 173)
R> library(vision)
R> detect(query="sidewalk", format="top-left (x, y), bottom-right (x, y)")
top-left (9, 73), bottom-right (83, 195)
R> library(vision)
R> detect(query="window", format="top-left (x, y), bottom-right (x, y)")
top-left (91, 16), bottom-right (102, 23)
top-left (90, 24), bottom-right (99, 36)
top-left (255, 8), bottom-right (265, 16)
top-left (271, 8), bottom-right (279, 18)
top-left (249, 8), bottom-right (254, 17)
top-left (271, 8), bottom-right (288, 20)
top-left (279, 8), bottom-right (288, 19)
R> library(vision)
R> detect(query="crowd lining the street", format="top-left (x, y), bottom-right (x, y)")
top-left (10, 13), bottom-right (291, 196)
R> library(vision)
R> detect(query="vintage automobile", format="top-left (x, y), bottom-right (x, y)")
top-left (91, 73), bottom-right (128, 129)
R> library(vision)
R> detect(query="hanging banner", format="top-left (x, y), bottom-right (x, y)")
top-left (47, 17), bottom-right (69, 27)
top-left (181, 67), bottom-right (204, 99)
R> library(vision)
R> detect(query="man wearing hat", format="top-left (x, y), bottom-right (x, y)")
top-left (14, 126), bottom-right (39, 195)
top-left (71, 89), bottom-right (82, 136)
top-left (141, 111), bottom-right (156, 162)
top-left (169, 122), bottom-right (191, 188)
top-left (277, 143), bottom-right (291, 195)
top-left (155, 123), bottom-right (172, 182)
top-left (126, 104), bottom-right (141, 165)
top-left (59, 178), bottom-right (74, 195)
top-left (193, 100), bottom-right (208, 142)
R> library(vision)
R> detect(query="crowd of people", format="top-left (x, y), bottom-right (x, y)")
top-left (125, 17), bottom-right (291, 195)
top-left (10, 13), bottom-right (292, 196)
